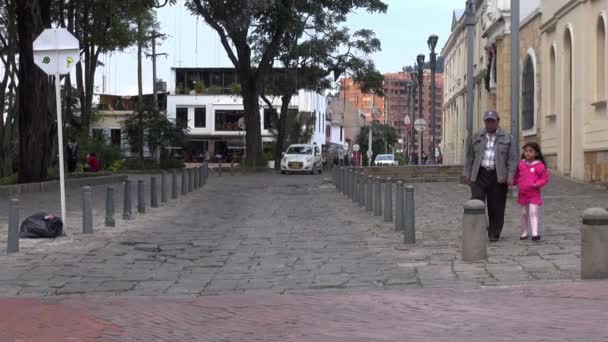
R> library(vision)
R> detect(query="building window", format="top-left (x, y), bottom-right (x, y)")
top-left (597, 16), bottom-right (606, 100)
top-left (92, 129), bottom-right (104, 140)
top-left (522, 56), bottom-right (535, 131)
top-left (176, 107), bottom-right (188, 127)
top-left (194, 107), bottom-right (206, 128)
top-left (340, 126), bottom-right (343, 141)
top-left (215, 109), bottom-right (244, 131)
top-left (111, 129), bottom-right (121, 146)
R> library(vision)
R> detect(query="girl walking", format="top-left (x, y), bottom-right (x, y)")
top-left (513, 142), bottom-right (549, 241)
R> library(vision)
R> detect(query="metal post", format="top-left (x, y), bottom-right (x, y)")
top-left (161, 172), bottom-right (168, 203)
top-left (200, 166), bottom-right (205, 186)
top-left (404, 186), bottom-right (416, 244)
top-left (429, 35), bottom-right (438, 164)
top-left (138, 180), bottom-right (145, 214)
top-left (465, 0), bottom-right (476, 147)
top-left (353, 173), bottom-right (359, 203)
top-left (172, 170), bottom-right (178, 199)
top-left (105, 187), bottom-right (115, 227)
top-left (358, 174), bottom-right (366, 208)
top-left (82, 186), bottom-right (93, 234)
top-left (151, 176), bottom-right (159, 208)
top-left (218, 162), bottom-right (222, 177)
top-left (349, 170), bottom-right (355, 199)
top-left (511, 0), bottom-right (520, 150)
top-left (181, 169), bottom-right (187, 196)
top-left (123, 180), bottom-right (133, 220)
top-left (7, 198), bottom-right (19, 253)
top-left (395, 181), bottom-right (404, 231)
top-left (54, 74), bottom-right (67, 228)
top-left (373, 177), bottom-right (382, 217)
top-left (417, 54), bottom-right (425, 166)
top-left (366, 176), bottom-right (373, 212)
top-left (188, 169), bottom-right (193, 192)
top-left (384, 178), bottom-right (393, 223)
top-left (193, 166), bottom-right (199, 189)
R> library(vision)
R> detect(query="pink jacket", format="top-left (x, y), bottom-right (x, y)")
top-left (513, 160), bottom-right (549, 205)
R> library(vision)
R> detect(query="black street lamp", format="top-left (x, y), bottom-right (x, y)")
top-left (405, 80), bottom-right (413, 163)
top-left (428, 34), bottom-right (439, 164)
top-left (416, 54), bottom-right (425, 166)
top-left (409, 71), bottom-right (418, 164)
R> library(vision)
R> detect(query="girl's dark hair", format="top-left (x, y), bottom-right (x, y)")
top-left (521, 142), bottom-right (545, 165)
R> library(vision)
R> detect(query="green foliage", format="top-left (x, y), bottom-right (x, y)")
top-left (122, 109), bottom-right (188, 160)
top-left (287, 112), bottom-right (316, 145)
top-left (79, 135), bottom-right (123, 171)
top-left (109, 159), bottom-right (125, 172)
top-left (229, 83), bottom-right (241, 95)
top-left (356, 123), bottom-right (397, 162)
top-left (394, 152), bottom-right (406, 166)
top-left (209, 85), bottom-right (223, 95)
top-left (194, 81), bottom-right (206, 94)
top-left (0, 174), bottom-right (17, 186)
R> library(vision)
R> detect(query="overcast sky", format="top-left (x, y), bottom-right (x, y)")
top-left (94, 0), bottom-right (461, 96)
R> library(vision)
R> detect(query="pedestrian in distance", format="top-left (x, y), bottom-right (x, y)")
top-left (511, 142), bottom-right (549, 241)
top-left (463, 109), bottom-right (518, 242)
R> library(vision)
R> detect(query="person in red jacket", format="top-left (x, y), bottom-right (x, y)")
top-left (85, 152), bottom-right (100, 172)
top-left (512, 142), bottom-right (549, 241)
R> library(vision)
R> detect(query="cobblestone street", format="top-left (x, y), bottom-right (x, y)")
top-left (1, 171), bottom-right (608, 340)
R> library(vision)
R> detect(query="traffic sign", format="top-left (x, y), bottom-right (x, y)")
top-left (414, 118), bottom-right (426, 132)
top-left (353, 144), bottom-right (360, 152)
top-left (33, 28), bottom-right (80, 227)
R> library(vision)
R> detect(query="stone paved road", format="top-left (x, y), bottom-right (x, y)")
top-left (1, 170), bottom-right (607, 296)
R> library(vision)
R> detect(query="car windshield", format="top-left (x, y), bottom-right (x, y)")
top-left (376, 155), bottom-right (393, 161)
top-left (286, 146), bottom-right (313, 155)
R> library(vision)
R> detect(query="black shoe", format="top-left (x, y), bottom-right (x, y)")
top-left (489, 235), bottom-right (500, 242)
top-left (531, 235), bottom-right (541, 241)
top-left (520, 235), bottom-right (529, 240)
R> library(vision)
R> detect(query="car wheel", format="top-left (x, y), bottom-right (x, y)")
top-left (281, 170), bottom-right (286, 174)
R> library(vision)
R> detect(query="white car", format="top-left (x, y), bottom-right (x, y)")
top-left (281, 144), bottom-right (323, 174)
top-left (374, 154), bottom-right (398, 166)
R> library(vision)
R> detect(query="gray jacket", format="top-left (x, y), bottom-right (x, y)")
top-left (463, 127), bottom-right (518, 184)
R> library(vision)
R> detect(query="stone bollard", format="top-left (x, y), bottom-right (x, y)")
top-left (172, 171), bottom-right (178, 199)
top-left (188, 169), bottom-right (194, 192)
top-left (161, 172), bottom-right (168, 203)
top-left (373, 177), bottom-right (382, 217)
top-left (366, 176), bottom-right (374, 212)
top-left (395, 181), bottom-right (404, 231)
top-left (351, 171), bottom-right (357, 200)
top-left (105, 187), bottom-right (115, 227)
top-left (7, 198), bottom-right (19, 253)
top-left (193, 167), bottom-right (199, 190)
top-left (82, 186), bottom-right (93, 234)
top-left (138, 180), bottom-right (146, 214)
top-left (200, 166), bottom-right (205, 186)
top-left (123, 180), bottom-right (133, 220)
top-left (384, 178), bottom-right (393, 223)
top-left (404, 186), bottom-right (416, 244)
top-left (150, 176), bottom-right (159, 208)
top-left (581, 208), bottom-right (608, 279)
top-left (181, 169), bottom-right (187, 196)
top-left (461, 199), bottom-right (487, 261)
top-left (348, 170), bottom-right (354, 199)
top-left (218, 162), bottom-right (223, 177)
top-left (353, 173), bottom-right (360, 203)
top-left (358, 174), bottom-right (366, 208)
top-left (230, 160), bottom-right (235, 176)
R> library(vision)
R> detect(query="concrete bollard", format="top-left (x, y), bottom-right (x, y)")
top-left (161, 172), bottom-right (168, 203)
top-left (188, 169), bottom-right (194, 192)
top-left (218, 162), bottom-right (223, 177)
top-left (366, 176), bottom-right (373, 212)
top-left (123, 180), bottom-right (133, 220)
top-left (384, 178), bottom-right (393, 223)
top-left (138, 180), bottom-right (146, 214)
top-left (358, 174), bottom-right (366, 208)
top-left (373, 177), bottom-right (382, 217)
top-left (338, 168), bottom-right (343, 193)
top-left (200, 166), bottom-right (205, 186)
top-left (150, 176), bottom-right (159, 208)
top-left (181, 169), bottom-right (187, 196)
top-left (7, 198), bottom-right (19, 253)
top-left (105, 187), bottom-right (115, 227)
top-left (230, 160), bottom-right (235, 176)
top-left (348, 170), bottom-right (354, 199)
top-left (196, 166), bottom-right (201, 189)
top-left (82, 186), bottom-right (93, 234)
top-left (353, 173), bottom-right (360, 203)
top-left (581, 208), bottom-right (608, 279)
top-left (172, 171), bottom-right (178, 199)
top-left (461, 199), bottom-right (487, 261)
top-left (351, 170), bottom-right (357, 200)
top-left (395, 181), bottom-right (404, 231)
top-left (404, 186), bottom-right (416, 244)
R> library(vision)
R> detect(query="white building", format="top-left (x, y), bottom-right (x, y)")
top-left (166, 67), bottom-right (329, 160)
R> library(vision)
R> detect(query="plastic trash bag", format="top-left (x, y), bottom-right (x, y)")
top-left (19, 213), bottom-right (64, 238)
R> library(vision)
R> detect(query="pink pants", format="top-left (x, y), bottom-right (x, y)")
top-left (520, 204), bottom-right (541, 237)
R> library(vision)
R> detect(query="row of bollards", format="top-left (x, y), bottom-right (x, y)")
top-left (333, 167), bottom-right (416, 245)
top-left (5, 163), bottom-right (211, 254)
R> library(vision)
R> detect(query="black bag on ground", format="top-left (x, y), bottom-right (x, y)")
top-left (19, 213), bottom-right (64, 238)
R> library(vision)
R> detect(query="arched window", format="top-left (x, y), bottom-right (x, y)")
top-left (522, 56), bottom-right (535, 131)
top-left (597, 15), bottom-right (606, 100)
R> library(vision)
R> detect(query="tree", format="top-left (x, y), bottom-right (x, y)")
top-left (0, 0), bottom-right (19, 177)
top-left (356, 123), bottom-right (397, 164)
top-left (16, 0), bottom-right (53, 183)
top-left (186, 0), bottom-right (387, 164)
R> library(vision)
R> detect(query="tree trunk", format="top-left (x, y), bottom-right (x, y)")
top-left (16, 0), bottom-right (52, 183)
top-left (240, 74), bottom-right (262, 165)
top-left (137, 14), bottom-right (144, 161)
top-left (274, 94), bottom-right (292, 170)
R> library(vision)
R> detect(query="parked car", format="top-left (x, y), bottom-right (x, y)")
top-left (280, 144), bottom-right (323, 174)
top-left (374, 154), bottom-right (399, 166)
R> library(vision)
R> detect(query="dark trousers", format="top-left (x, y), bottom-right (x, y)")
top-left (471, 168), bottom-right (508, 238)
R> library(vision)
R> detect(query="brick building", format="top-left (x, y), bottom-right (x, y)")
top-left (339, 78), bottom-right (385, 125)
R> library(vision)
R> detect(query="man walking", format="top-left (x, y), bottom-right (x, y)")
top-left (463, 110), bottom-right (518, 242)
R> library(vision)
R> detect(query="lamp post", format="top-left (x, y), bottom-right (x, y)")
top-left (416, 54), bottom-right (425, 166)
top-left (409, 71), bottom-right (418, 164)
top-left (428, 34), bottom-right (439, 164)
top-left (405, 78), bottom-right (413, 163)
top-left (465, 0), bottom-right (475, 149)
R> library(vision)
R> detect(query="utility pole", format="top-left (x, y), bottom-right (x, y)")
top-left (416, 54), bottom-right (425, 166)
top-left (368, 94), bottom-right (374, 166)
top-left (428, 35), bottom-right (439, 164)
top-left (146, 30), bottom-right (167, 111)
top-left (511, 0), bottom-right (520, 151)
top-left (465, 0), bottom-right (476, 154)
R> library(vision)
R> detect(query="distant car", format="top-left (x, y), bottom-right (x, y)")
top-left (280, 144), bottom-right (323, 174)
top-left (374, 154), bottom-right (398, 166)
